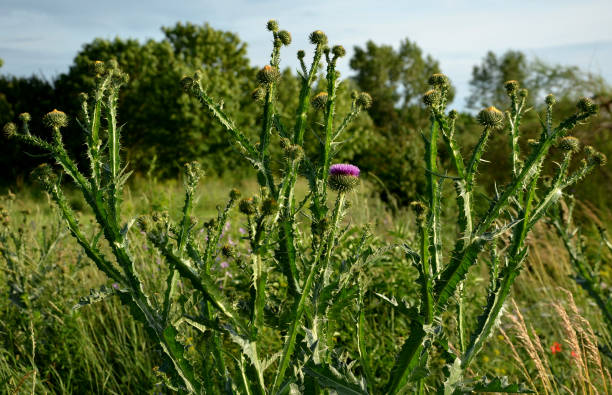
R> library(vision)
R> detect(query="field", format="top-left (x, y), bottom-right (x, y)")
top-left (1, 20), bottom-right (612, 395)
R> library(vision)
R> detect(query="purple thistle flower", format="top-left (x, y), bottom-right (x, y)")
top-left (220, 261), bottom-right (229, 269)
top-left (112, 283), bottom-right (119, 290)
top-left (330, 163), bottom-right (360, 177)
top-left (239, 227), bottom-right (246, 234)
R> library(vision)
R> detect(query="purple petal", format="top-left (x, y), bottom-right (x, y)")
top-left (330, 163), bottom-right (360, 177)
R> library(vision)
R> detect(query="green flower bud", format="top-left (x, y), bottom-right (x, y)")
top-left (518, 88), bottom-right (528, 98)
top-left (90, 60), bottom-right (105, 75)
top-left (585, 146), bottom-right (606, 166)
top-left (181, 76), bottom-right (195, 93)
top-left (309, 30), bottom-right (328, 45)
top-left (297, 50), bottom-right (305, 59)
top-left (262, 198), bottom-right (278, 216)
top-left (356, 92), bottom-right (372, 109)
top-left (410, 201), bottom-right (428, 221)
top-left (311, 91), bottom-right (328, 110)
top-left (278, 30), bottom-right (292, 46)
top-left (323, 46), bottom-right (330, 56)
top-left (332, 45), bottom-right (346, 58)
top-left (184, 161), bottom-right (203, 188)
top-left (18, 113), bottom-right (31, 123)
top-left (558, 136), bottom-right (580, 153)
top-left (477, 106), bottom-right (504, 129)
top-left (284, 144), bottom-right (304, 162)
top-left (31, 163), bottom-right (57, 190)
top-left (266, 20), bottom-right (279, 32)
top-left (545, 94), bottom-right (556, 106)
top-left (229, 188), bottom-right (241, 200)
top-left (43, 109), bottom-right (68, 129)
top-left (251, 87), bottom-right (266, 102)
top-left (3, 122), bottom-right (17, 137)
top-left (256, 65), bottom-right (280, 85)
top-left (428, 73), bottom-right (449, 88)
top-left (576, 97), bottom-right (597, 115)
top-left (328, 174), bottom-right (360, 193)
top-left (422, 89), bottom-right (440, 107)
top-left (239, 197), bottom-right (256, 215)
top-left (504, 80), bottom-right (519, 95)
top-left (221, 244), bottom-right (235, 258)
top-left (449, 109), bottom-right (458, 120)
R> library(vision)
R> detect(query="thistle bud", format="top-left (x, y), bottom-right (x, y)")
top-left (311, 92), bottom-right (328, 110)
top-left (449, 109), bottom-right (458, 120)
top-left (422, 89), bottom-right (440, 107)
top-left (518, 88), bottom-right (528, 99)
top-left (262, 198), bottom-right (278, 216)
top-left (558, 136), bottom-right (580, 153)
top-left (181, 76), bottom-right (195, 93)
top-left (106, 59), bottom-right (119, 72)
top-left (43, 109), bottom-right (68, 129)
top-left (545, 94), bottom-right (556, 106)
top-left (477, 106), bottom-right (504, 129)
top-left (585, 146), bottom-right (606, 166)
top-left (279, 137), bottom-right (291, 150)
top-left (356, 92), bottom-right (372, 109)
top-left (329, 164), bottom-right (360, 193)
top-left (278, 30), bottom-right (292, 46)
top-left (284, 144), bottom-right (304, 162)
top-left (3, 122), bottom-right (17, 137)
top-left (428, 73), bottom-right (449, 88)
top-left (229, 188), bottom-right (241, 200)
top-left (309, 30), bottom-right (328, 45)
top-left (323, 46), bottom-right (330, 56)
top-left (504, 80), bottom-right (519, 95)
top-left (31, 163), bottom-right (57, 190)
top-left (256, 65), bottom-right (280, 85)
top-left (410, 201), bottom-right (428, 221)
top-left (239, 197), bottom-right (256, 215)
top-left (78, 92), bottom-right (88, 104)
top-left (251, 87), bottom-right (266, 102)
top-left (18, 113), bottom-right (31, 123)
top-left (266, 20), bottom-right (279, 32)
top-left (90, 60), bottom-right (105, 75)
top-left (184, 161), bottom-right (203, 188)
top-left (297, 50), bottom-right (305, 59)
top-left (332, 45), bottom-right (346, 58)
top-left (221, 244), bottom-right (235, 258)
top-left (576, 97), bottom-right (598, 115)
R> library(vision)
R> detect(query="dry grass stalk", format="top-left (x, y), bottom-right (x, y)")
top-left (499, 326), bottom-right (536, 390)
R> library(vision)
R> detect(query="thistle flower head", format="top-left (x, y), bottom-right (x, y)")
top-left (221, 244), bottom-right (235, 258)
top-left (278, 30), bottom-right (292, 46)
top-left (428, 73), bottom-right (449, 88)
top-left (239, 197), bottom-right (256, 215)
top-left (90, 60), bottom-right (105, 75)
top-left (297, 50), bottom-right (305, 59)
top-left (229, 188), bottom-right (241, 200)
top-left (266, 20), bottom-right (279, 32)
top-left (519, 88), bottom-right (528, 98)
top-left (545, 94), bottom-right (556, 106)
top-left (585, 146), bottom-right (607, 166)
top-left (251, 87), bottom-right (266, 102)
top-left (576, 97), bottom-right (598, 115)
top-left (31, 163), bottom-right (58, 190)
top-left (43, 109), bottom-right (68, 129)
top-left (449, 109), bottom-right (458, 120)
top-left (356, 92), bottom-right (372, 109)
top-left (410, 201), bottom-right (428, 221)
top-left (311, 92), bottom-right (328, 110)
top-left (18, 113), bottom-right (31, 123)
top-left (261, 198), bottom-right (278, 216)
top-left (477, 106), bottom-right (504, 129)
top-left (422, 89), bottom-right (440, 107)
top-left (256, 65), bottom-right (280, 85)
top-left (558, 136), bottom-right (580, 153)
top-left (309, 30), bottom-right (328, 45)
top-left (332, 45), bottom-right (346, 58)
top-left (504, 80), bottom-right (519, 95)
top-left (3, 122), bottom-right (17, 137)
top-left (329, 163), bottom-right (360, 193)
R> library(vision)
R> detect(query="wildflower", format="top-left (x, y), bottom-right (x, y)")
top-left (297, 50), bottom-right (305, 59)
top-left (332, 45), bottom-right (346, 58)
top-left (422, 89), bottom-right (440, 107)
top-left (558, 136), bottom-right (580, 153)
top-left (221, 244), bottom-right (235, 258)
top-left (477, 106), bottom-right (504, 129)
top-left (545, 93), bottom-right (556, 106)
top-left (329, 163), bottom-right (360, 193)
top-left (428, 73), bottom-right (449, 88)
top-left (277, 30), bottom-right (292, 46)
top-left (3, 122), bottom-right (17, 137)
top-left (220, 261), bottom-right (229, 269)
top-left (18, 113), bottom-right (31, 123)
top-left (112, 283), bottom-right (119, 290)
top-left (256, 65), bottom-right (280, 85)
top-left (550, 341), bottom-right (562, 354)
top-left (504, 80), bottom-right (519, 95)
top-left (239, 197), bottom-right (256, 215)
top-left (309, 30), bottom-right (328, 45)
top-left (355, 92), bottom-right (372, 109)
top-left (266, 20), bottom-right (279, 32)
top-left (43, 109), bottom-right (68, 129)
top-left (576, 97), bottom-right (597, 115)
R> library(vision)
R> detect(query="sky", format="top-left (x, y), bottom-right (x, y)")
top-left (1, 0), bottom-right (611, 109)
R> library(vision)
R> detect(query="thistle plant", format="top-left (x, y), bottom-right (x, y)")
top-left (4, 19), bottom-right (606, 394)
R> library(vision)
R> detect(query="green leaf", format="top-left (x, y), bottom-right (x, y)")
top-left (471, 376), bottom-right (535, 393)
top-left (303, 361), bottom-right (368, 395)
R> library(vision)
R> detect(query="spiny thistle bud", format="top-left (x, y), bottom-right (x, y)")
top-left (428, 73), bottom-right (449, 88)
top-left (585, 146), bottom-right (606, 166)
top-left (558, 136), bottom-right (580, 153)
top-left (43, 109), bottom-right (68, 129)
top-left (90, 60), bottom-right (105, 75)
top-left (239, 197), bottom-right (256, 215)
top-left (18, 113), bottom-right (31, 123)
top-left (184, 161), bottom-right (203, 188)
top-left (545, 94), bottom-right (556, 106)
top-left (332, 45), bottom-right (346, 58)
top-left (309, 30), bottom-right (328, 45)
top-left (449, 109), bottom-right (458, 120)
top-left (136, 215), bottom-right (150, 233)
top-left (328, 164), bottom-right (360, 193)
top-left (410, 201), bottom-right (428, 221)
top-left (323, 46), bottom-right (330, 56)
top-left (279, 137), bottom-right (291, 150)
top-left (221, 244), bottom-right (235, 258)
top-left (422, 89), bottom-right (440, 107)
top-left (297, 50), bottom-right (306, 59)
top-left (266, 20), bottom-right (279, 32)
top-left (311, 92), bottom-right (328, 110)
top-left (181, 76), bottom-right (195, 93)
top-left (576, 97), bottom-right (598, 115)
top-left (256, 65), bottom-right (280, 85)
top-left (504, 80), bottom-right (519, 95)
top-left (251, 87), bottom-right (266, 102)
top-left (518, 88), bottom-right (528, 98)
top-left (477, 106), bottom-right (504, 129)
top-left (284, 144), bottom-right (304, 162)
top-left (356, 92), bottom-right (372, 109)
top-left (278, 30), bottom-right (292, 46)
top-left (3, 122), bottom-right (17, 137)
top-left (262, 198), bottom-right (278, 216)
top-left (229, 188), bottom-right (241, 200)
top-left (31, 163), bottom-right (57, 190)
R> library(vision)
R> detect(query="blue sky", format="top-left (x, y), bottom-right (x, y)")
top-left (1, 0), bottom-right (611, 109)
